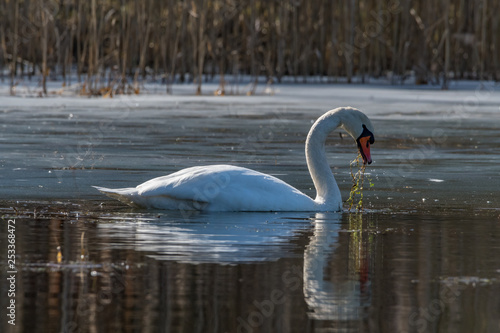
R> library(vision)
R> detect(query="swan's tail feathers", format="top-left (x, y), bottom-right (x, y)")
top-left (92, 186), bottom-right (142, 207)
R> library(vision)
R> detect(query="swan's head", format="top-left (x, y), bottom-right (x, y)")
top-left (338, 108), bottom-right (375, 165)
top-left (356, 124), bottom-right (375, 164)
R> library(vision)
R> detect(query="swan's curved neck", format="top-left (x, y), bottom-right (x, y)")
top-left (305, 112), bottom-right (342, 208)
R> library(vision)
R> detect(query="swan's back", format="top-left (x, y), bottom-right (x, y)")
top-left (95, 165), bottom-right (318, 211)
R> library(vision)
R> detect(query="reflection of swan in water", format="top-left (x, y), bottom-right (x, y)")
top-left (303, 213), bottom-right (370, 321)
top-left (99, 211), bottom-right (370, 320)
top-left (94, 107), bottom-right (375, 211)
top-left (97, 212), bottom-right (314, 264)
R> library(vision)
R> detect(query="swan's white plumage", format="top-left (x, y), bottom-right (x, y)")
top-left (94, 107), bottom-right (374, 212)
top-left (94, 164), bottom-right (318, 211)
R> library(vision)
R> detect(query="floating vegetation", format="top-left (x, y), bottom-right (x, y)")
top-left (346, 154), bottom-right (373, 212)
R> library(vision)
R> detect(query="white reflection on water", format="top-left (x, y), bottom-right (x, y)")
top-left (97, 211), bottom-right (315, 263)
top-left (98, 210), bottom-right (371, 323)
top-left (303, 213), bottom-right (369, 321)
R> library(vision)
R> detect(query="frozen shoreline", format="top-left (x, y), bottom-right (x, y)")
top-left (1, 78), bottom-right (499, 121)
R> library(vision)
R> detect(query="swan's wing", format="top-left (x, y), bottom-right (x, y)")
top-left (196, 166), bottom-right (314, 211)
top-left (93, 166), bottom-right (214, 209)
top-left (103, 165), bottom-right (315, 211)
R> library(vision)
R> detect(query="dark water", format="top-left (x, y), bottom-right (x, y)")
top-left (1, 93), bottom-right (500, 332)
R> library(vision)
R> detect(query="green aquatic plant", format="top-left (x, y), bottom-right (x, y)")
top-left (346, 153), bottom-right (374, 212)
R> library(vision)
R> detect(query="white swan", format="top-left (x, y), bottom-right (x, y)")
top-left (94, 107), bottom-right (375, 212)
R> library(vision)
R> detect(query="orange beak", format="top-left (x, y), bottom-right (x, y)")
top-left (358, 136), bottom-right (372, 165)
top-left (356, 124), bottom-right (375, 165)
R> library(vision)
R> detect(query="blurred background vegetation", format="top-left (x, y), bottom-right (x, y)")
top-left (0, 0), bottom-right (498, 95)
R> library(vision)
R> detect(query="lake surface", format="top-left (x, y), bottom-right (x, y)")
top-left (1, 84), bottom-right (499, 332)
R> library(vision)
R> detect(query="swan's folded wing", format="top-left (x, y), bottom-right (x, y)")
top-left (95, 165), bottom-right (315, 211)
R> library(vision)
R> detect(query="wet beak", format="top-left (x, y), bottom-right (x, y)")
top-left (357, 136), bottom-right (373, 165)
top-left (356, 124), bottom-right (375, 165)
